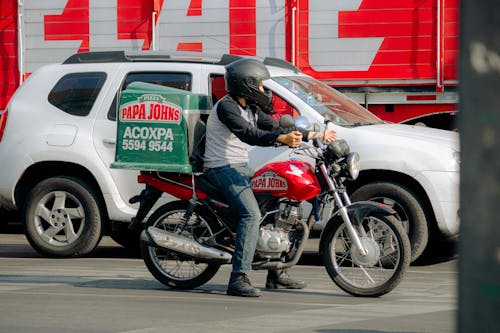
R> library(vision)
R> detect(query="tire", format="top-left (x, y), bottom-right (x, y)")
top-left (141, 200), bottom-right (221, 290)
top-left (350, 181), bottom-right (428, 262)
top-left (23, 176), bottom-right (103, 257)
top-left (322, 214), bottom-right (411, 297)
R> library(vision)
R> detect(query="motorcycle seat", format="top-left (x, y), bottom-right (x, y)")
top-left (196, 173), bottom-right (228, 203)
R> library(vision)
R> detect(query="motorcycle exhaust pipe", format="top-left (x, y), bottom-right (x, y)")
top-left (141, 227), bottom-right (232, 263)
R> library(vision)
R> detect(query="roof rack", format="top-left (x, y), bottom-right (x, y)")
top-left (63, 51), bottom-right (128, 64)
top-left (63, 51), bottom-right (301, 72)
top-left (262, 57), bottom-right (300, 73)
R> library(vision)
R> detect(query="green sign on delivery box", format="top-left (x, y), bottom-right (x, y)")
top-left (112, 82), bottom-right (212, 173)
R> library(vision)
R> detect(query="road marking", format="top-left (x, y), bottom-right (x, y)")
top-left (1, 287), bottom-right (455, 333)
top-left (117, 300), bottom-right (455, 333)
top-left (0, 283), bottom-right (63, 291)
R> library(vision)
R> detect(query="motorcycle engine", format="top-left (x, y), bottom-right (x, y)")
top-left (276, 201), bottom-right (302, 229)
top-left (255, 202), bottom-right (301, 259)
top-left (255, 225), bottom-right (291, 259)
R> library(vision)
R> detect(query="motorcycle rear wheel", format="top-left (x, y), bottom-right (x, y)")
top-left (322, 213), bottom-right (410, 297)
top-left (140, 201), bottom-right (222, 290)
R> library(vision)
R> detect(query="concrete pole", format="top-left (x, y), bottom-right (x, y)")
top-left (458, 0), bottom-right (500, 331)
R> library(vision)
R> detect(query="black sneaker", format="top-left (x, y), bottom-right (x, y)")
top-left (227, 272), bottom-right (261, 297)
top-left (266, 269), bottom-right (306, 289)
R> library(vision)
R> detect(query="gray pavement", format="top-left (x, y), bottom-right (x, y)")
top-left (0, 234), bottom-right (457, 333)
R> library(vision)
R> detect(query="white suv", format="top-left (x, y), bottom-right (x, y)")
top-left (0, 51), bottom-right (460, 260)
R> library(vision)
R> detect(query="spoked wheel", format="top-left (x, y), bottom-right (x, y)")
top-left (322, 214), bottom-right (411, 297)
top-left (140, 201), bottom-right (221, 289)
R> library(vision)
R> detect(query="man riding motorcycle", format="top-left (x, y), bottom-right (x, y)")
top-left (203, 58), bottom-right (337, 297)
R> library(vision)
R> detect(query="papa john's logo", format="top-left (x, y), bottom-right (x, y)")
top-left (120, 94), bottom-right (182, 123)
top-left (251, 172), bottom-right (288, 191)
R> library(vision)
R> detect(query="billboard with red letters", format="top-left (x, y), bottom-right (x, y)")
top-left (1, 0), bottom-right (458, 125)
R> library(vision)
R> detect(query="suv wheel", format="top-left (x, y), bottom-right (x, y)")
top-left (350, 181), bottom-right (428, 262)
top-left (23, 176), bottom-right (103, 257)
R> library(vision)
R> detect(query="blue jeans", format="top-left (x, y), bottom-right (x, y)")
top-left (204, 163), bottom-right (261, 273)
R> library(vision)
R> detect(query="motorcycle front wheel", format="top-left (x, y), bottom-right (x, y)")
top-left (140, 200), bottom-right (222, 290)
top-left (322, 213), bottom-right (411, 297)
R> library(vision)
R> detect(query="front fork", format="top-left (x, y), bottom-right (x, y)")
top-left (318, 162), bottom-right (368, 255)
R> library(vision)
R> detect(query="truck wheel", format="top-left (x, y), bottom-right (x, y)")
top-left (23, 176), bottom-right (103, 257)
top-left (350, 181), bottom-right (428, 262)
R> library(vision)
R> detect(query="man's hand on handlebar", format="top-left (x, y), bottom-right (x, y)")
top-left (277, 131), bottom-right (303, 148)
top-left (307, 129), bottom-right (338, 144)
top-left (323, 129), bottom-right (338, 143)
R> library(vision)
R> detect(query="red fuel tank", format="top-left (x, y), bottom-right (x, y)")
top-left (251, 160), bottom-right (320, 201)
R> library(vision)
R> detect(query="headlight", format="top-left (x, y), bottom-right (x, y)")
top-left (346, 153), bottom-right (360, 180)
top-left (325, 139), bottom-right (350, 162)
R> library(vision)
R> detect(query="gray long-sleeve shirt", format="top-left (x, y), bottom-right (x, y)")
top-left (204, 95), bottom-right (307, 169)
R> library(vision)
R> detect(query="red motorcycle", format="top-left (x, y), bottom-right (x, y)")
top-left (131, 117), bottom-right (410, 297)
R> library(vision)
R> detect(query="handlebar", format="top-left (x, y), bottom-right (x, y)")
top-left (290, 139), bottom-right (352, 163)
top-left (289, 141), bottom-right (323, 160)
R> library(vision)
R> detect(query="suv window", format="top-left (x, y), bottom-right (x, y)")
top-left (210, 75), bottom-right (226, 103)
top-left (271, 93), bottom-right (300, 119)
top-left (48, 72), bottom-right (107, 116)
top-left (108, 72), bottom-right (192, 120)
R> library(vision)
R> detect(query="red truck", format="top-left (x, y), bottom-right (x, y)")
top-left (1, 0), bottom-right (458, 129)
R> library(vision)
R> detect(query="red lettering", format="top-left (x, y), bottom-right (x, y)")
top-left (177, 42), bottom-right (203, 52)
top-left (144, 103), bottom-right (182, 121)
top-left (139, 103), bottom-right (146, 119)
top-left (44, 0), bottom-right (90, 52)
top-left (268, 178), bottom-right (282, 188)
top-left (154, 104), bottom-right (161, 119)
top-left (177, 0), bottom-right (204, 51)
top-left (229, 0), bottom-right (256, 55)
top-left (160, 105), bottom-right (168, 120)
top-left (132, 104), bottom-right (140, 118)
top-left (121, 103), bottom-right (147, 120)
top-left (252, 175), bottom-right (287, 190)
top-left (116, 0), bottom-right (204, 51)
top-left (252, 178), bottom-right (265, 188)
top-left (187, 0), bottom-right (202, 16)
top-left (117, 0), bottom-right (164, 50)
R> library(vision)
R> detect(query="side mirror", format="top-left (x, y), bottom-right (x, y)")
top-left (293, 116), bottom-right (311, 130)
top-left (279, 114), bottom-right (295, 129)
top-left (279, 114), bottom-right (320, 132)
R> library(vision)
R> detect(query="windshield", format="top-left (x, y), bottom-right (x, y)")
top-left (272, 76), bottom-right (384, 127)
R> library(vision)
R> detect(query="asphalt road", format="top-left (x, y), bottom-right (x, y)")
top-left (0, 230), bottom-right (458, 333)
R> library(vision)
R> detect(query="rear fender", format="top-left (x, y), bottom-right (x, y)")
top-left (318, 201), bottom-right (396, 254)
top-left (138, 172), bottom-right (206, 200)
top-left (128, 171), bottom-right (204, 230)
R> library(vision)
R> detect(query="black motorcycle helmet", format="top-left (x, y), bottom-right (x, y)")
top-left (225, 58), bottom-right (273, 108)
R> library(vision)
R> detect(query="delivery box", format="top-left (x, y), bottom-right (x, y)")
top-left (112, 82), bottom-right (212, 173)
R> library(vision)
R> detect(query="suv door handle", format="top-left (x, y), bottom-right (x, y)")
top-left (103, 138), bottom-right (116, 145)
